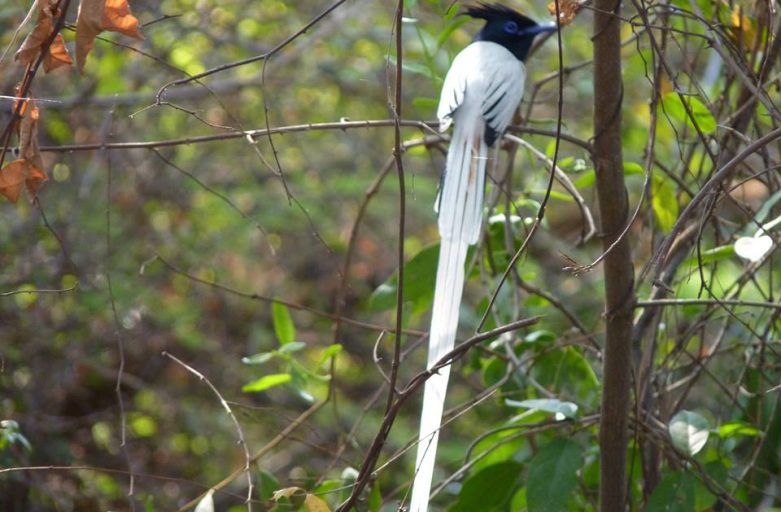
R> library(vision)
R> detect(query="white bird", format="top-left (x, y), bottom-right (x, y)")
top-left (410, 4), bottom-right (556, 511)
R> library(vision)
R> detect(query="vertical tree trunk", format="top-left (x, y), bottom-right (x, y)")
top-left (592, 1), bottom-right (635, 511)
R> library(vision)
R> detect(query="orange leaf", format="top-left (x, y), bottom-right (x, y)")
top-left (19, 104), bottom-right (43, 169)
top-left (548, 0), bottom-right (580, 26)
top-left (18, 102), bottom-right (48, 200)
top-left (76, 0), bottom-right (107, 72)
top-left (0, 160), bottom-right (28, 203)
top-left (44, 34), bottom-right (73, 72)
top-left (103, 0), bottom-right (143, 39)
top-left (14, 1), bottom-right (71, 72)
top-left (15, 5), bottom-right (54, 67)
top-left (25, 164), bottom-right (48, 198)
top-left (76, 0), bottom-right (143, 72)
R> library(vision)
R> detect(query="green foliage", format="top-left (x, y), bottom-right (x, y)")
top-left (527, 439), bottom-right (583, 512)
top-left (0, 420), bottom-right (31, 453)
top-left (669, 410), bottom-right (710, 457)
top-left (661, 93), bottom-right (717, 135)
top-left (451, 461), bottom-right (524, 512)
top-left (652, 175), bottom-right (679, 233)
top-left (242, 305), bottom-right (341, 399)
top-left (506, 398), bottom-right (579, 419)
top-left (646, 471), bottom-right (696, 512)
top-left (272, 302), bottom-right (296, 345)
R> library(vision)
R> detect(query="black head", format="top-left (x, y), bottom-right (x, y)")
top-left (466, 3), bottom-right (556, 61)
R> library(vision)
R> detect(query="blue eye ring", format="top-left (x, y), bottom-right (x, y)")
top-left (503, 21), bottom-right (519, 34)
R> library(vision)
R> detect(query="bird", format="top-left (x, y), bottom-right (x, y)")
top-left (410, 4), bottom-right (556, 511)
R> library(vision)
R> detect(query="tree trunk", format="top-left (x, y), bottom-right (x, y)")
top-left (593, 1), bottom-right (635, 511)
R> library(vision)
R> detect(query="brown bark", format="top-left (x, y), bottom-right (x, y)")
top-left (592, 1), bottom-right (635, 511)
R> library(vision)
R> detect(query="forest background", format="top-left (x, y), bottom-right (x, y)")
top-left (1, 0), bottom-right (780, 511)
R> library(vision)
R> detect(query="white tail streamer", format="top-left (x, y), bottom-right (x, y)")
top-left (409, 40), bottom-right (525, 512)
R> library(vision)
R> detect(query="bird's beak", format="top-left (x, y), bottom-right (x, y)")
top-left (519, 23), bottom-right (558, 37)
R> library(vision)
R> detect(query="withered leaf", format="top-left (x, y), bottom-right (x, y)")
top-left (76, 0), bottom-right (143, 72)
top-left (103, 0), bottom-right (143, 38)
top-left (15, 1), bottom-right (73, 72)
top-left (20, 103), bottom-right (48, 199)
top-left (548, 0), bottom-right (580, 26)
top-left (0, 102), bottom-right (49, 203)
top-left (25, 164), bottom-right (48, 198)
top-left (44, 35), bottom-right (73, 72)
top-left (0, 160), bottom-right (28, 203)
top-left (19, 104), bottom-right (43, 171)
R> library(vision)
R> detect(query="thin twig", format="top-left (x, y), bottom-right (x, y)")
top-left (161, 351), bottom-right (254, 510)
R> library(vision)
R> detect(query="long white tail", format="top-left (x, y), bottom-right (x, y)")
top-left (410, 111), bottom-right (487, 512)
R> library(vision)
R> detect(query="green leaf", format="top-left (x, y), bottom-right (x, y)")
top-left (662, 92), bottom-right (717, 134)
top-left (646, 471), bottom-right (695, 512)
top-left (436, 16), bottom-right (469, 48)
top-left (506, 398), bottom-right (579, 419)
top-left (482, 357), bottom-right (507, 388)
top-left (412, 97), bottom-right (438, 111)
top-left (241, 352), bottom-right (275, 365)
top-left (697, 461), bottom-right (728, 510)
top-left (652, 175), bottom-right (679, 233)
top-left (682, 245), bottom-right (735, 267)
top-left (524, 330), bottom-right (557, 343)
top-left (368, 481), bottom-right (382, 512)
top-left (529, 347), bottom-right (600, 405)
top-left (387, 55), bottom-right (433, 79)
top-left (717, 421), bottom-right (760, 438)
top-left (272, 302), bottom-right (296, 345)
top-left (669, 410), bottom-right (710, 456)
top-left (242, 373), bottom-right (292, 393)
top-left (278, 341), bottom-right (307, 354)
top-left (573, 162), bottom-right (643, 188)
top-left (369, 242), bottom-right (466, 314)
top-left (289, 364), bottom-right (315, 403)
top-left (318, 343), bottom-right (343, 367)
top-left (452, 461), bottom-right (523, 512)
top-left (528, 189), bottom-right (575, 202)
top-left (258, 470), bottom-right (280, 501)
top-left (624, 161), bottom-right (644, 175)
top-left (527, 438), bottom-right (583, 512)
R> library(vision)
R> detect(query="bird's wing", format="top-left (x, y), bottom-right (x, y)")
top-left (479, 57), bottom-right (525, 145)
top-left (437, 42), bottom-right (526, 143)
top-left (436, 51), bottom-right (468, 132)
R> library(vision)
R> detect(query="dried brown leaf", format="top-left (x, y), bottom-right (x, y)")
top-left (15, 6), bottom-right (53, 66)
top-left (2, 102), bottom-right (50, 202)
top-left (271, 487), bottom-right (305, 501)
top-left (103, 0), bottom-right (143, 39)
top-left (76, 0), bottom-right (106, 72)
top-left (0, 160), bottom-right (28, 203)
top-left (19, 105), bottom-right (43, 169)
top-left (25, 163), bottom-right (48, 198)
top-left (548, 0), bottom-right (580, 26)
top-left (44, 34), bottom-right (73, 72)
top-left (15, 1), bottom-right (72, 72)
top-left (76, 0), bottom-right (143, 72)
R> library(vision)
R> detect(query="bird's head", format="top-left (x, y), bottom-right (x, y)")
top-left (466, 3), bottom-right (557, 61)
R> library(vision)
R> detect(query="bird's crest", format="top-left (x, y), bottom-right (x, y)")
top-left (464, 2), bottom-right (537, 26)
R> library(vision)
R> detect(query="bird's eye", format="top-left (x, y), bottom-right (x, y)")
top-left (503, 21), bottom-right (519, 34)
